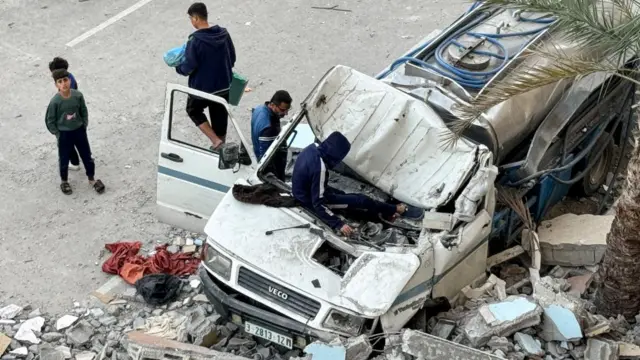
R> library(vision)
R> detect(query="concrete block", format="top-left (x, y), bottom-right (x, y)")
top-left (584, 338), bottom-right (619, 360)
top-left (463, 297), bottom-right (542, 348)
top-left (431, 319), bottom-right (456, 340)
top-left (304, 342), bottom-right (346, 360)
top-left (513, 332), bottom-right (544, 357)
top-left (126, 331), bottom-right (249, 360)
top-left (539, 305), bottom-right (582, 342)
top-left (537, 214), bottom-right (612, 266)
top-left (344, 335), bottom-right (372, 360)
top-left (401, 329), bottom-right (504, 359)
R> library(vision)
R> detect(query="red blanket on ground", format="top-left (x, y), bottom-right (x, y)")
top-left (102, 242), bottom-right (200, 285)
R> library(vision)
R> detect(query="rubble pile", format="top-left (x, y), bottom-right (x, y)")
top-left (370, 262), bottom-right (640, 360)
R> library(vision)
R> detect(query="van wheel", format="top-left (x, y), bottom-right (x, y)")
top-left (572, 133), bottom-right (614, 197)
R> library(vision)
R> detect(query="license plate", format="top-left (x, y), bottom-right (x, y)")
top-left (245, 321), bottom-right (293, 349)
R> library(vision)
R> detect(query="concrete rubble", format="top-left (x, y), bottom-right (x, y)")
top-left (537, 214), bottom-right (612, 266)
top-left (5, 225), bottom-right (640, 360)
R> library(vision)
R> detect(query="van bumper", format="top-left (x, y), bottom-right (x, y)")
top-left (198, 266), bottom-right (338, 344)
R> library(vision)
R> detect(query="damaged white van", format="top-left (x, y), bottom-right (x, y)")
top-left (156, 63), bottom-right (496, 347)
top-left (156, 1), bottom-right (637, 348)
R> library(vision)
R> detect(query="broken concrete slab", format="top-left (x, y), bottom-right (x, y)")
top-left (478, 297), bottom-right (540, 327)
top-left (10, 348), bottom-right (28, 357)
top-left (539, 305), bottom-right (583, 342)
top-left (401, 329), bottom-right (504, 359)
top-left (15, 317), bottom-right (44, 344)
top-left (514, 332), bottom-right (544, 357)
top-left (462, 274), bottom-right (506, 300)
top-left (537, 214), bottom-right (612, 266)
top-left (618, 342), bottom-right (640, 358)
top-left (487, 336), bottom-right (512, 353)
top-left (567, 273), bottom-right (594, 296)
top-left (91, 276), bottom-right (135, 305)
top-left (304, 342), bottom-right (346, 360)
top-left (585, 338), bottom-right (619, 360)
top-left (55, 315), bottom-right (78, 331)
top-left (39, 345), bottom-right (66, 360)
top-left (75, 351), bottom-right (96, 360)
top-left (54, 346), bottom-right (71, 360)
top-left (344, 335), bottom-right (372, 360)
top-left (464, 299), bottom-right (542, 348)
top-left (431, 318), bottom-right (456, 340)
top-left (0, 305), bottom-right (22, 320)
top-left (584, 313), bottom-right (611, 338)
top-left (65, 320), bottom-right (95, 346)
top-left (126, 331), bottom-right (253, 360)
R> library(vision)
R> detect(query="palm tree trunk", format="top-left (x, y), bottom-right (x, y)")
top-left (595, 127), bottom-right (640, 318)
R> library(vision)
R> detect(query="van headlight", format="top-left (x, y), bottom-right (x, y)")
top-left (203, 243), bottom-right (232, 280)
top-left (322, 310), bottom-right (366, 336)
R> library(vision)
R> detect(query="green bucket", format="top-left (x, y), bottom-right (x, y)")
top-left (228, 72), bottom-right (248, 106)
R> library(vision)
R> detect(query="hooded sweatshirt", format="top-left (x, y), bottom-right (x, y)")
top-left (176, 25), bottom-right (236, 94)
top-left (291, 132), bottom-right (351, 229)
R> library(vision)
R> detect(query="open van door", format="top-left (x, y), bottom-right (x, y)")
top-left (156, 83), bottom-right (256, 233)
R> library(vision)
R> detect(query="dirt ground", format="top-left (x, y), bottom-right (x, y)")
top-left (0, 0), bottom-right (467, 314)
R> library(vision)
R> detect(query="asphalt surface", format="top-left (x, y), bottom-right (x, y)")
top-left (0, 0), bottom-right (466, 313)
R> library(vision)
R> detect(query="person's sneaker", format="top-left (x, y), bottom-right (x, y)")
top-left (69, 163), bottom-right (81, 171)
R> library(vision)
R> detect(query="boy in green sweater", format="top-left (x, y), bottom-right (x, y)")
top-left (46, 69), bottom-right (105, 195)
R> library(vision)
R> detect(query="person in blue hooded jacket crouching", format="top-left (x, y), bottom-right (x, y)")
top-left (291, 131), bottom-right (418, 236)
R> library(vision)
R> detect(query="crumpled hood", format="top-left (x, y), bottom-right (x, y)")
top-left (318, 132), bottom-right (351, 169)
top-left (304, 65), bottom-right (486, 209)
top-left (204, 184), bottom-right (420, 317)
top-left (192, 25), bottom-right (230, 47)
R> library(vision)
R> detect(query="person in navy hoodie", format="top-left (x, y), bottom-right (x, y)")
top-left (177, 2), bottom-right (236, 151)
top-left (250, 90), bottom-right (292, 180)
top-left (49, 57), bottom-right (81, 171)
top-left (292, 132), bottom-right (421, 236)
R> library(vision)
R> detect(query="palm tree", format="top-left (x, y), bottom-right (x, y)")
top-left (451, 0), bottom-right (640, 317)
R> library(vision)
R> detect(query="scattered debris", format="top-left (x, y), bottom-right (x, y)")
top-left (126, 332), bottom-right (248, 360)
top-left (0, 333), bottom-right (11, 355)
top-left (401, 329), bottom-right (504, 359)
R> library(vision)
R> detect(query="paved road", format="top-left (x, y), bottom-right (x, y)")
top-left (0, 0), bottom-right (466, 313)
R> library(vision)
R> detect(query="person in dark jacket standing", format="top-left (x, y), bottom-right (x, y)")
top-left (250, 90), bottom-right (292, 180)
top-left (291, 132), bottom-right (418, 236)
top-left (176, 2), bottom-right (236, 151)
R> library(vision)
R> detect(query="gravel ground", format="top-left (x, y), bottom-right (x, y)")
top-left (0, 0), bottom-right (467, 314)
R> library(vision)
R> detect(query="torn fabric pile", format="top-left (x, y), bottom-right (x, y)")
top-left (102, 242), bottom-right (200, 284)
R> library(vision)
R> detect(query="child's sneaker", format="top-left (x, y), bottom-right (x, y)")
top-left (69, 163), bottom-right (81, 171)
